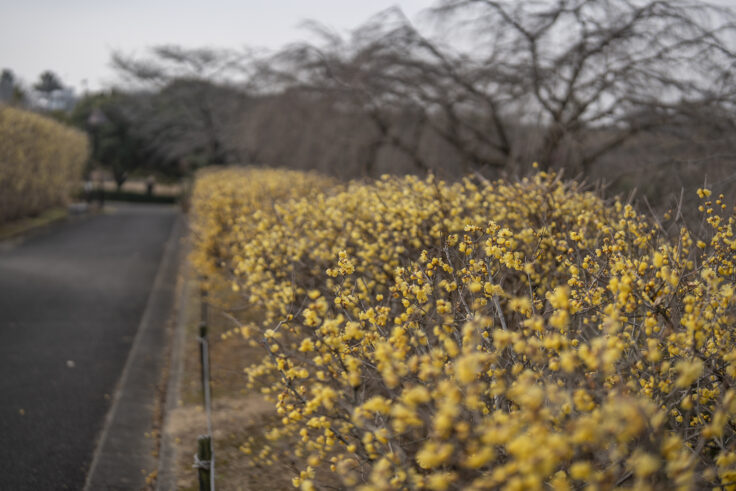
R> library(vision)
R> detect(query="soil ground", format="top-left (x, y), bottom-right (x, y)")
top-left (164, 273), bottom-right (296, 490)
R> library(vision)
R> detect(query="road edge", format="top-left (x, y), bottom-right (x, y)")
top-left (83, 212), bottom-right (185, 490)
top-left (155, 223), bottom-right (192, 491)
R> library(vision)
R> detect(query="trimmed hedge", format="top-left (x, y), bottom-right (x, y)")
top-left (0, 105), bottom-right (89, 222)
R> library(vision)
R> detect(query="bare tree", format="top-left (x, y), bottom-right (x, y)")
top-left (431, 0), bottom-right (736, 172)
top-left (111, 46), bottom-right (251, 168)
top-left (104, 1), bottom-right (736, 184)
top-left (246, 10), bottom-right (444, 175)
top-left (112, 45), bottom-right (246, 87)
top-left (248, 1), bottom-right (736, 178)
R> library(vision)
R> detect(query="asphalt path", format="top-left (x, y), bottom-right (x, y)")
top-left (0, 204), bottom-right (178, 490)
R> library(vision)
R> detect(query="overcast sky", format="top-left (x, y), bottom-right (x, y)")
top-left (3, 0), bottom-right (736, 92)
top-left (0, 1), bottom-right (436, 91)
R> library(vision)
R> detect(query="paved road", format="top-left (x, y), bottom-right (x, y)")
top-left (0, 204), bottom-right (178, 490)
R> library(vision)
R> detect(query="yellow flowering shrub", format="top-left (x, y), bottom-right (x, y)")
top-left (0, 105), bottom-right (89, 222)
top-left (191, 167), bottom-right (736, 490)
top-left (190, 166), bottom-right (337, 292)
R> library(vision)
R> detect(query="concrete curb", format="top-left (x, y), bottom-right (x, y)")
top-left (155, 226), bottom-right (192, 491)
top-left (83, 213), bottom-right (185, 490)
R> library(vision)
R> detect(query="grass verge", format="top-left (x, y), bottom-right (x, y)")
top-left (0, 207), bottom-right (69, 241)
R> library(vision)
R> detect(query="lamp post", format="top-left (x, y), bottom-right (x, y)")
top-left (87, 108), bottom-right (107, 207)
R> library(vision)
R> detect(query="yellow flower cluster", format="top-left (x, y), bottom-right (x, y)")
top-left (189, 166), bottom-right (336, 294)
top-left (0, 105), bottom-right (89, 222)
top-left (191, 167), bottom-right (736, 490)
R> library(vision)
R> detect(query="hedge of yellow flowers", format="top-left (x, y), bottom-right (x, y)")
top-left (0, 105), bottom-right (89, 222)
top-left (191, 167), bottom-right (736, 490)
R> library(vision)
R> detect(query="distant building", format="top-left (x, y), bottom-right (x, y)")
top-left (31, 87), bottom-right (77, 112)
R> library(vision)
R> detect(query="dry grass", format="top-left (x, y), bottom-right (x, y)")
top-left (0, 207), bottom-right (68, 241)
top-left (165, 274), bottom-right (295, 490)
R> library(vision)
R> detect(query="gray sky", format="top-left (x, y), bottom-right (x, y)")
top-left (0, 1), bottom-right (436, 91)
top-left (3, 0), bottom-right (736, 92)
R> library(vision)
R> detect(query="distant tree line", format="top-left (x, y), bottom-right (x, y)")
top-left (14, 0), bottom-right (734, 209)
top-left (0, 69), bottom-right (26, 105)
top-left (0, 69), bottom-right (78, 112)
